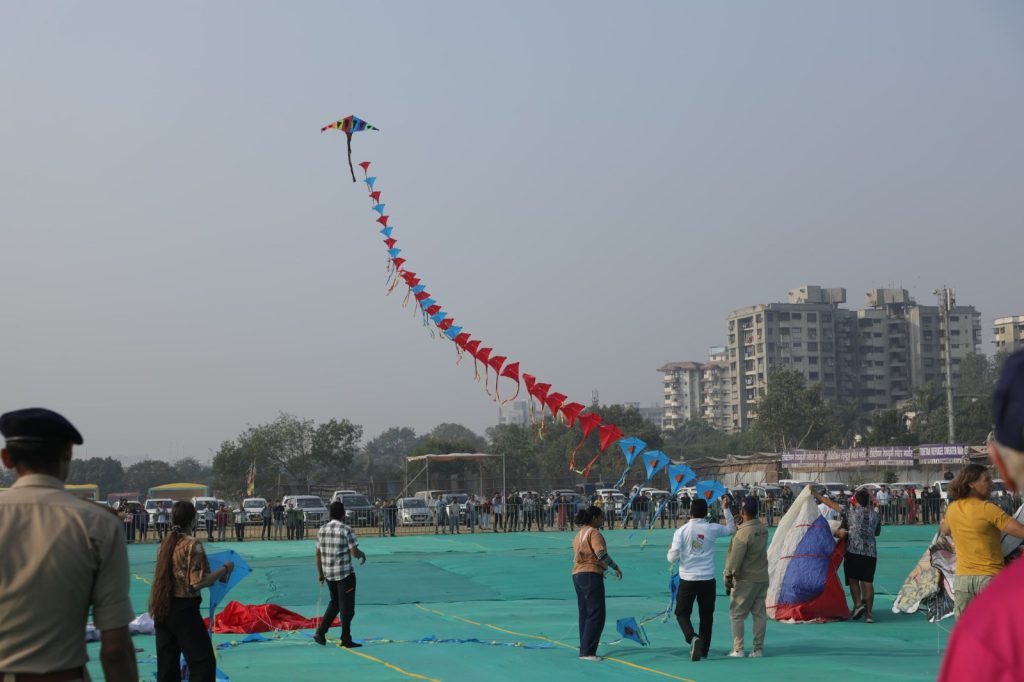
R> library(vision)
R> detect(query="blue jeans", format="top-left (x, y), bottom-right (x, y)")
top-left (573, 572), bottom-right (605, 657)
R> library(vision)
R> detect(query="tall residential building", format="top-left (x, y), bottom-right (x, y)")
top-left (658, 362), bottom-right (703, 430)
top-left (701, 347), bottom-right (731, 431)
top-left (497, 401), bottom-right (530, 427)
top-left (994, 316), bottom-right (1024, 353)
top-left (724, 285), bottom-right (981, 430)
top-left (725, 286), bottom-right (857, 432)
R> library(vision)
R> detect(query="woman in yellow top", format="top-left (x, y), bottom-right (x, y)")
top-left (940, 463), bottom-right (1024, 618)
top-left (572, 505), bottom-right (623, 662)
top-left (149, 501), bottom-right (234, 682)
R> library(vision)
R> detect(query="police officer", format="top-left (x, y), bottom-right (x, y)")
top-left (0, 408), bottom-right (138, 680)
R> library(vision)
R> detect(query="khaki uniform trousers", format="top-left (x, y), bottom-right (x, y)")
top-left (729, 580), bottom-right (768, 652)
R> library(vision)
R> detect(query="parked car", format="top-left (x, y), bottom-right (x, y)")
top-left (596, 488), bottom-right (625, 514)
top-left (821, 482), bottom-right (852, 497)
top-left (331, 490), bottom-right (359, 502)
top-left (191, 496), bottom-right (221, 524)
top-left (751, 485), bottom-right (783, 500)
top-left (931, 480), bottom-right (952, 501)
top-left (397, 497), bottom-right (432, 526)
top-left (145, 498), bottom-right (174, 525)
top-left (338, 493), bottom-right (377, 527)
top-left (282, 494), bottom-right (328, 527)
top-left (242, 497), bottom-right (268, 523)
top-left (414, 490), bottom-right (448, 504)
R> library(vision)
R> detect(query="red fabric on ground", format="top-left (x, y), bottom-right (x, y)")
top-left (204, 601), bottom-right (339, 634)
top-left (773, 539), bottom-right (851, 623)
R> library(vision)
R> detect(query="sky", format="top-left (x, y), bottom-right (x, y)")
top-left (2, 1), bottom-right (1022, 463)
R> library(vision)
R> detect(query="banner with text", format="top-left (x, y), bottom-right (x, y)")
top-left (918, 444), bottom-right (967, 464)
top-left (867, 446), bottom-right (915, 467)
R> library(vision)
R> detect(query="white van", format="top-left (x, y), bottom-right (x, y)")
top-left (282, 494), bottom-right (328, 527)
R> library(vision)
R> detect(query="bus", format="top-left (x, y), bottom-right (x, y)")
top-left (148, 483), bottom-right (211, 501)
top-left (64, 484), bottom-right (100, 502)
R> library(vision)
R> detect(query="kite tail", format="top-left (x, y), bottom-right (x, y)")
top-left (483, 367), bottom-right (492, 397)
top-left (638, 498), bottom-right (670, 550)
top-left (498, 379), bottom-right (520, 405)
top-left (347, 133), bottom-right (356, 182)
top-left (579, 450), bottom-right (603, 479)
top-left (567, 433), bottom-right (587, 471)
top-left (613, 465), bottom-right (632, 490)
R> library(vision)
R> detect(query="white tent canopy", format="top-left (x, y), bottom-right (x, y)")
top-left (404, 453), bottom-right (505, 498)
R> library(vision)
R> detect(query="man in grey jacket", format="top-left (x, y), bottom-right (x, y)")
top-left (724, 496), bottom-right (769, 658)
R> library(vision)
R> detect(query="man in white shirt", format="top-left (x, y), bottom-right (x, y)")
top-left (667, 495), bottom-right (735, 661)
top-left (876, 486), bottom-right (890, 525)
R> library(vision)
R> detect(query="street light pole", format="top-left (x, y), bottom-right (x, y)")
top-left (933, 287), bottom-right (956, 444)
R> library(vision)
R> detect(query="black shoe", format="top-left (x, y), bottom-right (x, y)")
top-left (312, 633), bottom-right (326, 646)
top-left (341, 640), bottom-right (362, 648)
top-left (691, 637), bottom-right (702, 661)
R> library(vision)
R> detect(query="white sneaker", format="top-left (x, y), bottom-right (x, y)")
top-left (579, 655), bottom-right (603, 662)
top-left (749, 650), bottom-right (764, 658)
top-left (728, 650), bottom-right (745, 658)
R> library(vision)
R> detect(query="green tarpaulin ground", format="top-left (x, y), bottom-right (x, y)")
top-left (89, 525), bottom-right (951, 682)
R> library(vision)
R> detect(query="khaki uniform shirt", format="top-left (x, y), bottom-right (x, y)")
top-left (0, 474), bottom-right (134, 673)
top-left (724, 517), bottom-right (769, 583)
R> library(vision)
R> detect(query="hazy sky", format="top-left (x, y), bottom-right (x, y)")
top-left (2, 1), bottom-right (1022, 463)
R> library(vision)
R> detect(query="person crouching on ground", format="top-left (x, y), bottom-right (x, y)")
top-left (940, 349), bottom-right (1024, 680)
top-left (571, 505), bottom-right (622, 662)
top-left (667, 494), bottom-right (735, 662)
top-left (313, 501), bottom-right (366, 647)
top-left (149, 501), bottom-right (233, 682)
top-left (724, 496), bottom-right (768, 658)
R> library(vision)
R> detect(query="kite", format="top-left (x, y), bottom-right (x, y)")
top-left (321, 115), bottom-right (379, 182)
top-left (615, 617), bottom-right (650, 647)
top-left (207, 550), bottom-right (252, 632)
top-left (619, 451), bottom-right (669, 527)
top-left (695, 480), bottom-right (727, 505)
top-left (766, 486), bottom-right (849, 623)
top-left (332, 134), bottom-right (736, 494)
top-left (667, 463), bottom-right (697, 496)
top-left (612, 437), bottom-right (646, 489)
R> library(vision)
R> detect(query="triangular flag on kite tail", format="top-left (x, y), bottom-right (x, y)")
top-left (642, 451), bottom-right (670, 480)
top-left (377, 215), bottom-right (389, 227)
top-left (384, 237), bottom-right (397, 249)
top-left (369, 191), bottom-right (380, 203)
top-left (443, 326), bottom-right (462, 340)
top-left (359, 161), bottom-right (372, 173)
top-left (696, 480), bottom-right (727, 504)
top-left (497, 361), bottom-right (520, 404)
top-left (615, 617), bottom-right (649, 647)
top-left (437, 318), bottom-right (454, 331)
top-left (568, 412), bottom-right (602, 472)
top-left (667, 464), bottom-right (697, 495)
top-left (372, 203), bottom-right (386, 215)
top-left (411, 284), bottom-right (426, 294)
top-left (577, 423), bottom-right (623, 479)
top-left (613, 437), bottom-right (646, 489)
top-left (560, 402), bottom-right (585, 427)
top-left (380, 226), bottom-right (393, 237)
top-left (365, 177), bottom-right (377, 188)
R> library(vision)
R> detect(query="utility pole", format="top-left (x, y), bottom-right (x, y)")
top-left (933, 287), bottom-right (956, 444)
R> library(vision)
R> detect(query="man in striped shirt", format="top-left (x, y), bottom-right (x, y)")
top-left (313, 501), bottom-right (366, 647)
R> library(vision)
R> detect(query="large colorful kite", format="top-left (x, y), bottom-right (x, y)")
top-left (321, 115), bottom-right (379, 182)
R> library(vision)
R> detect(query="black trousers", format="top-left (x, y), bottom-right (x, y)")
top-left (317, 573), bottom-right (357, 643)
top-left (261, 518), bottom-right (272, 538)
top-left (156, 597), bottom-right (215, 682)
top-left (676, 578), bottom-right (716, 656)
top-left (573, 571), bottom-right (605, 657)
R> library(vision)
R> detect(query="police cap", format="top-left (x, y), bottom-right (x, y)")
top-left (0, 407), bottom-right (84, 445)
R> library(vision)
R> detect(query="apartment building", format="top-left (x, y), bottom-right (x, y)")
top-left (994, 316), bottom-right (1024, 353)
top-left (700, 347), bottom-right (731, 431)
top-left (658, 361), bottom-right (703, 430)
top-left (722, 285), bottom-right (981, 430)
top-left (725, 286), bottom-right (857, 432)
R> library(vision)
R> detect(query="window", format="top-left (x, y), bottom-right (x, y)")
top-left (808, 356), bottom-right (818, 365)
top-left (792, 312), bottom-right (802, 320)
top-left (809, 372), bottom-right (820, 381)
top-left (822, 313), bottom-right (832, 322)
top-left (807, 342), bottom-right (818, 352)
top-left (807, 313), bottom-right (817, 322)
top-left (822, 342), bottom-right (834, 352)
top-left (757, 343), bottom-right (764, 352)
top-left (778, 312), bottom-right (790, 321)
top-left (808, 328), bottom-right (818, 340)
top-left (793, 341), bottom-right (802, 348)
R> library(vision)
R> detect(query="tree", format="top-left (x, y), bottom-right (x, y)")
top-left (123, 459), bottom-right (176, 494)
top-left (956, 352), bottom-right (995, 398)
top-left (828, 401), bottom-right (871, 448)
top-left (212, 413), bottom-right (363, 499)
top-left (754, 369), bottom-right (835, 451)
top-left (172, 457), bottom-right (212, 483)
top-left (487, 423), bottom-right (540, 481)
top-left (67, 456), bottom-right (125, 497)
top-left (360, 427), bottom-right (419, 480)
top-left (909, 383), bottom-right (949, 444)
top-left (864, 410), bottom-right (917, 446)
top-left (407, 423), bottom-right (489, 482)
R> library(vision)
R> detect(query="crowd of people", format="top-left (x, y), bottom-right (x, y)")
top-left (2, 349), bottom-right (1024, 679)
